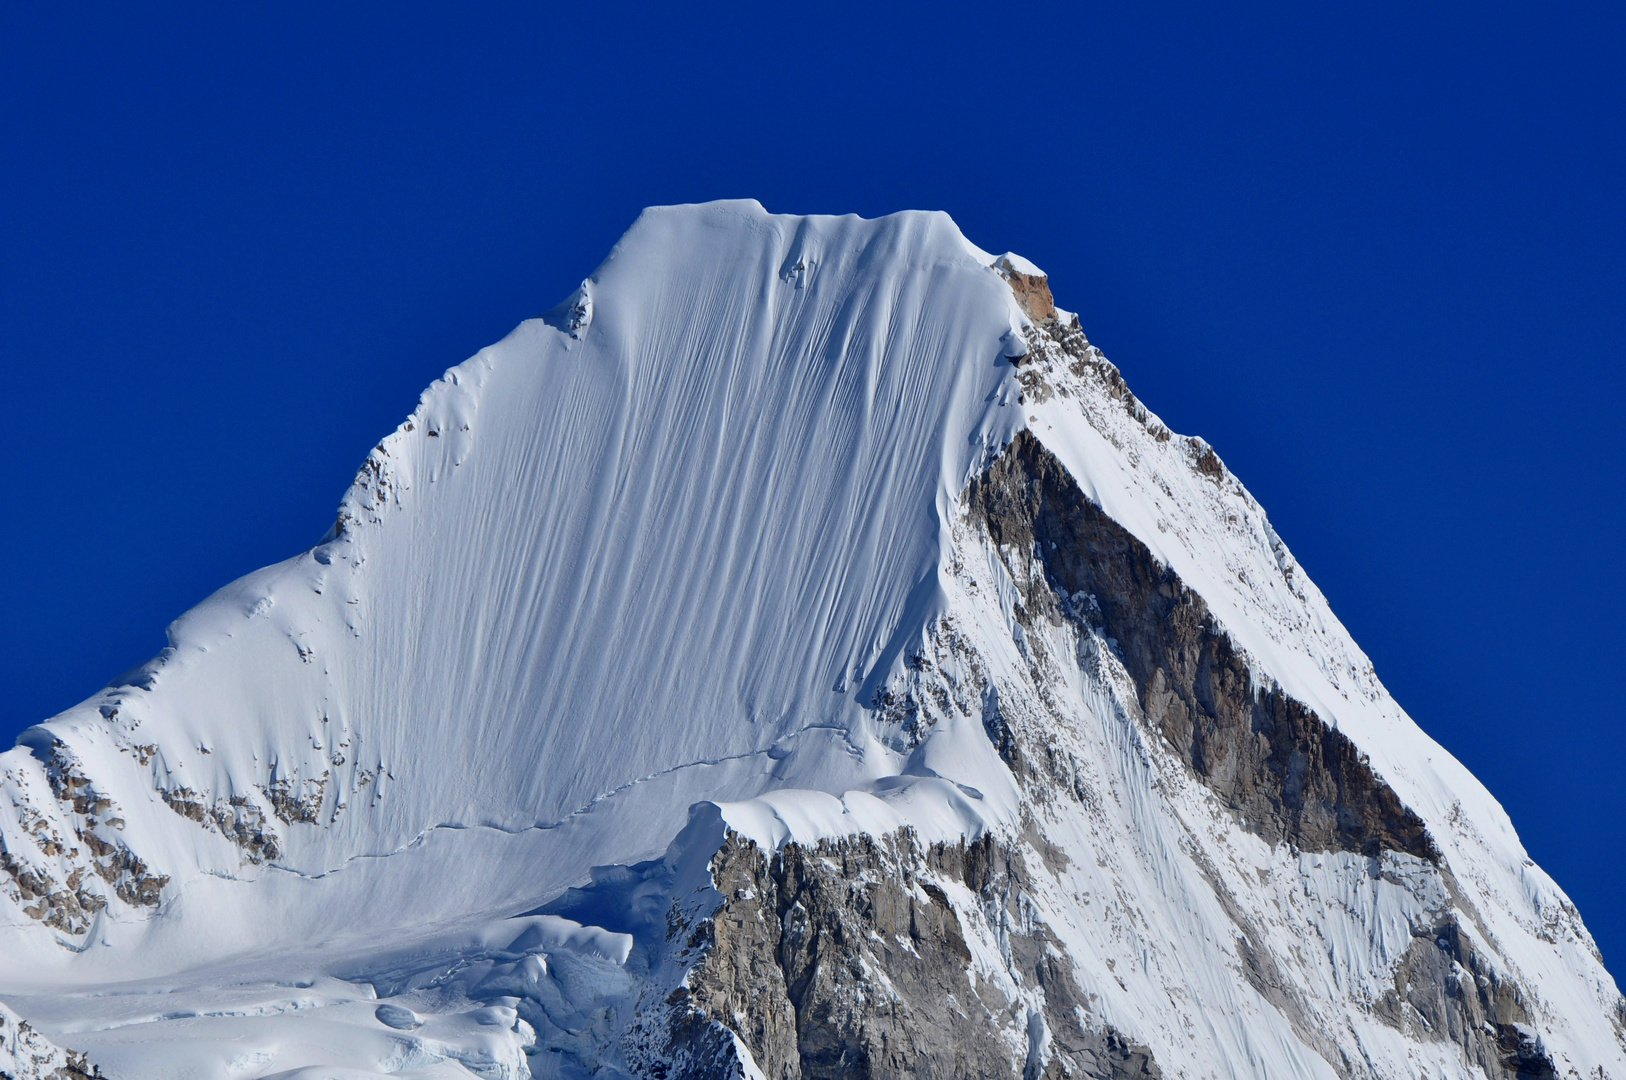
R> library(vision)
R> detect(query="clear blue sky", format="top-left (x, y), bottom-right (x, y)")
top-left (2, 3), bottom-right (1621, 971)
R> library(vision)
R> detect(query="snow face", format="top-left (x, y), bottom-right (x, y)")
top-left (0, 200), bottom-right (1618, 1078)
top-left (1016, 320), bottom-right (1622, 1077)
top-left (1, 200), bottom-right (1026, 950)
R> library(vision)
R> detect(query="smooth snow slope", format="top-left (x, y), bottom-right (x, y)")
top-left (0, 201), bottom-right (1618, 1079)
top-left (0, 201), bottom-right (1026, 964)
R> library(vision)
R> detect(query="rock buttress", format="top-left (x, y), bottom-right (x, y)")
top-left (678, 831), bottom-right (1159, 1080)
top-left (965, 428), bottom-right (1436, 863)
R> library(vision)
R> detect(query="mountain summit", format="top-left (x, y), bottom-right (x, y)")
top-left (1, 201), bottom-right (1619, 1079)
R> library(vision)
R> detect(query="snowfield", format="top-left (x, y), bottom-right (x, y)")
top-left (0, 201), bottom-right (1618, 1079)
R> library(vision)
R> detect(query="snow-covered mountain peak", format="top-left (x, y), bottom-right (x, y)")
top-left (0, 202), bottom-right (1619, 1080)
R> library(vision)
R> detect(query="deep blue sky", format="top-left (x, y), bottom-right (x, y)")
top-left (2, 4), bottom-right (1621, 971)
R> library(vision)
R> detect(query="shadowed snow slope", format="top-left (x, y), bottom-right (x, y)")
top-left (0, 201), bottom-right (1619, 1080)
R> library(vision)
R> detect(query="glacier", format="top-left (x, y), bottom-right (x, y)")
top-left (0, 200), bottom-right (1618, 1079)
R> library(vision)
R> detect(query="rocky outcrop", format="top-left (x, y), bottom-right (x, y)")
top-left (678, 831), bottom-right (1159, 1080)
top-left (0, 1001), bottom-right (102, 1080)
top-left (1375, 919), bottom-right (1557, 1080)
top-left (995, 258), bottom-right (1055, 323)
top-left (1, 738), bottom-right (166, 935)
top-left (965, 428), bottom-right (1437, 864)
top-left (157, 786), bottom-right (281, 863)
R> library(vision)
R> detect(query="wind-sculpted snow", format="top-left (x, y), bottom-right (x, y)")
top-left (0, 201), bottom-right (1026, 935)
top-left (0, 201), bottom-right (1619, 1078)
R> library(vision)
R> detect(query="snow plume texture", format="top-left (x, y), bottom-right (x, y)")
top-left (0, 201), bottom-right (1618, 1079)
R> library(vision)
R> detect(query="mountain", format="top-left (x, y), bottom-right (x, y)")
top-left (0, 201), bottom-right (1619, 1080)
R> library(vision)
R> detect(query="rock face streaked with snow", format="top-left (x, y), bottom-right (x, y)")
top-left (0, 201), bottom-right (1619, 1080)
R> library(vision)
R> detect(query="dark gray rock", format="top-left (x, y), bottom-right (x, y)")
top-left (965, 429), bottom-right (1437, 864)
top-left (679, 831), bottom-right (1160, 1080)
top-left (1374, 919), bottom-right (1557, 1080)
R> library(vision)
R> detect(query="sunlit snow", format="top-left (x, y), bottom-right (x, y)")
top-left (0, 201), bottom-right (1617, 1079)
